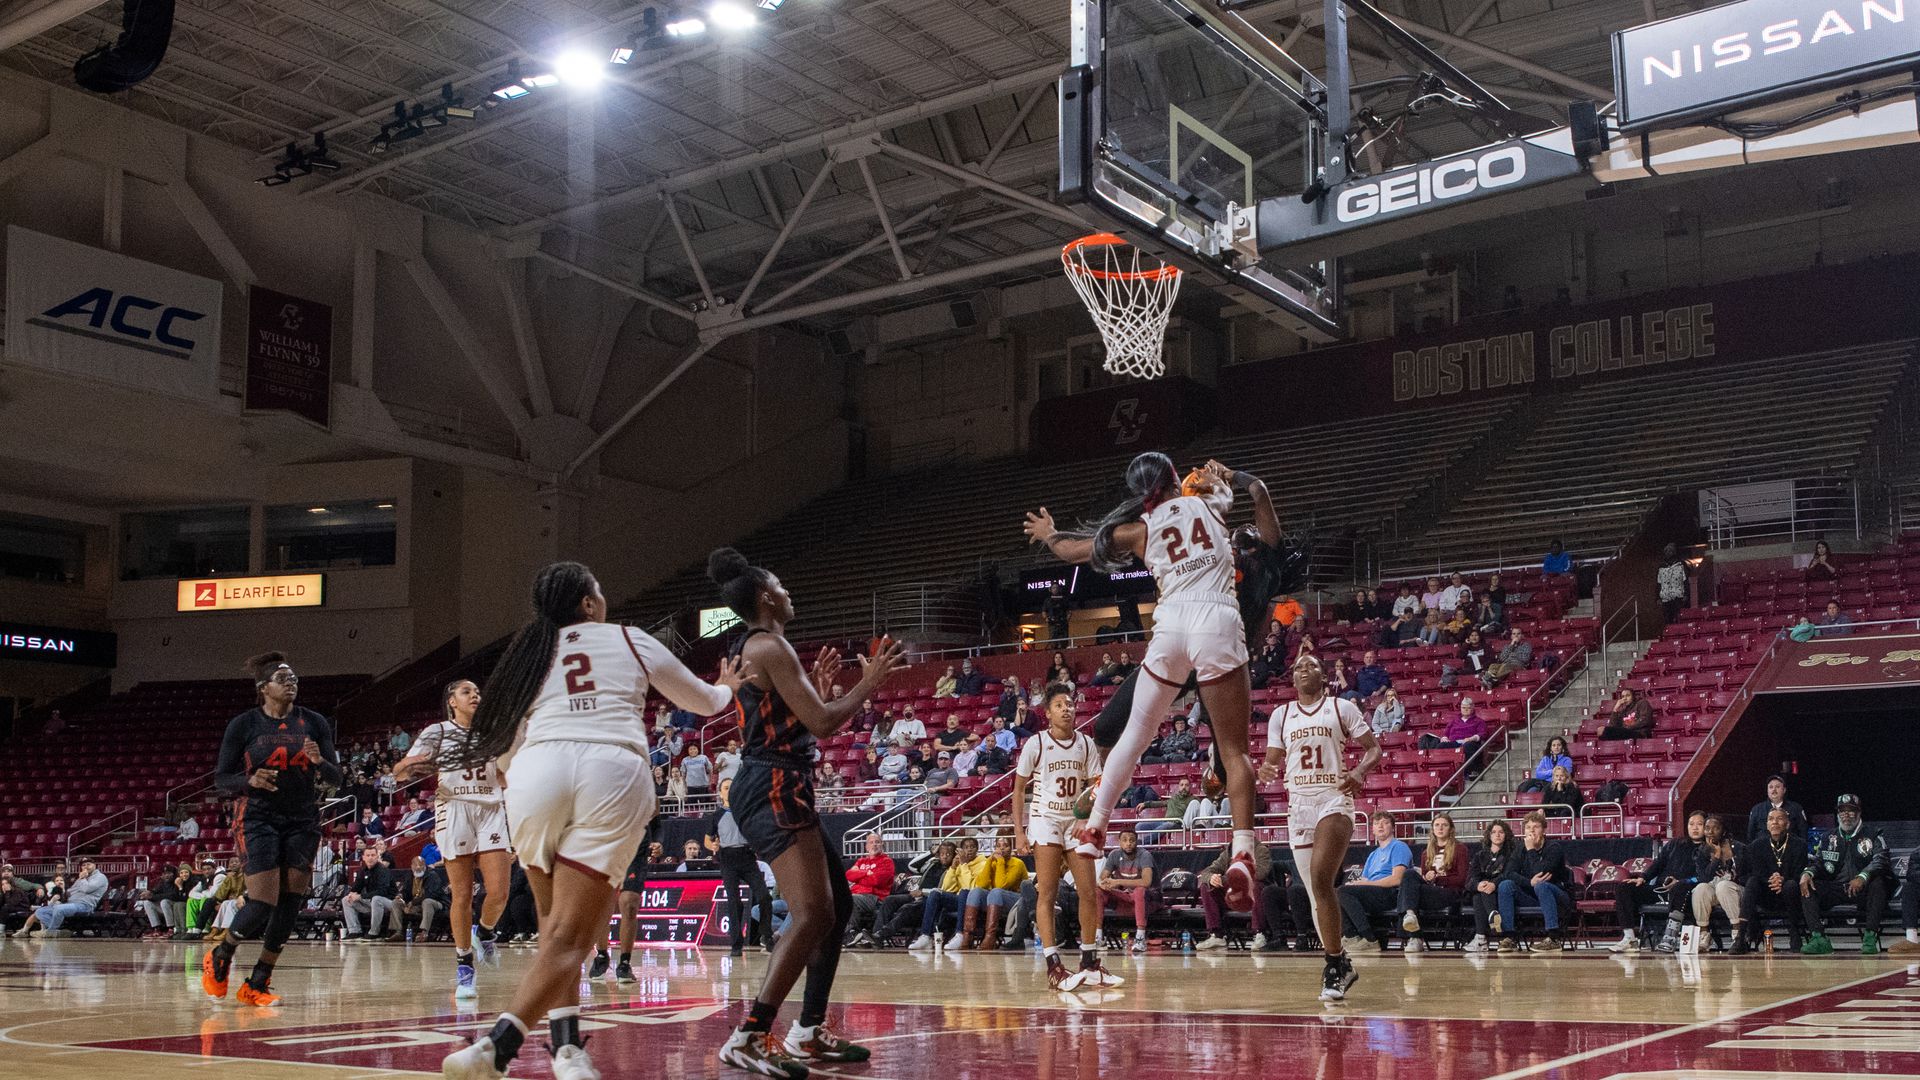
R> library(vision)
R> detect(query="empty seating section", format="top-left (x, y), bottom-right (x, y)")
top-left (1385, 341), bottom-right (1915, 574)
top-left (615, 399), bottom-right (1521, 639)
top-left (0, 676), bottom-right (366, 863)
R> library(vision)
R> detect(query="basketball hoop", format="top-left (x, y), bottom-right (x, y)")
top-left (1062, 233), bottom-right (1183, 380)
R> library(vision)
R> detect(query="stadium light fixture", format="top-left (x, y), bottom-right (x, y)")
top-left (665, 15), bottom-right (706, 36)
top-left (553, 48), bottom-right (605, 86)
top-left (756, 0), bottom-right (784, 9)
top-left (610, 39), bottom-right (637, 64)
top-left (708, 1), bottom-right (755, 30)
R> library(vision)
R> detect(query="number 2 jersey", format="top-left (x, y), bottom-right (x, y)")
top-left (1272, 695), bottom-right (1369, 798)
top-left (514, 622), bottom-right (734, 765)
top-left (215, 705), bottom-right (344, 823)
top-left (408, 721), bottom-right (504, 809)
top-left (1016, 728), bottom-right (1101, 820)
top-left (1142, 489), bottom-right (1237, 607)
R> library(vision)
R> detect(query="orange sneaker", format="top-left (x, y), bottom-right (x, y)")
top-left (200, 949), bottom-right (230, 1000)
top-left (236, 979), bottom-right (280, 1008)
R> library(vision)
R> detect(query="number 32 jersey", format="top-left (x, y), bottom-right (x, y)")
top-left (409, 721), bottom-right (504, 808)
top-left (514, 622), bottom-right (734, 765)
top-left (1142, 490), bottom-right (1236, 606)
top-left (1272, 696), bottom-right (1370, 798)
top-left (1016, 729), bottom-right (1102, 819)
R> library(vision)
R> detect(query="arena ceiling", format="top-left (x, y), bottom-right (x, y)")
top-left (0, 0), bottom-right (1656, 324)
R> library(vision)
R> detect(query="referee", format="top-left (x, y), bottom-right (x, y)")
top-left (709, 777), bottom-right (772, 956)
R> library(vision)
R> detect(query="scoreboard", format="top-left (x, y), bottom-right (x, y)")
top-left (608, 875), bottom-right (761, 947)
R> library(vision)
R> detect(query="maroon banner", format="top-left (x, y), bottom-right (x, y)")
top-left (1220, 255), bottom-right (1920, 427)
top-left (1763, 630), bottom-right (1920, 693)
top-left (244, 285), bottom-right (332, 428)
top-left (1028, 376), bottom-right (1214, 463)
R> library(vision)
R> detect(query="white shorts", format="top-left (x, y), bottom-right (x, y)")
top-left (1286, 788), bottom-right (1355, 850)
top-left (1026, 814), bottom-right (1077, 848)
top-left (1143, 600), bottom-right (1249, 686)
top-left (435, 799), bottom-right (512, 858)
top-left (504, 740), bottom-right (655, 889)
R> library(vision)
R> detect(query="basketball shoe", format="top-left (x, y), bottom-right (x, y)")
top-left (785, 1020), bottom-right (870, 1062)
top-left (236, 977), bottom-right (280, 1008)
top-left (718, 1028), bottom-right (810, 1078)
top-left (1078, 954), bottom-right (1124, 988)
top-left (441, 1036), bottom-right (508, 1079)
top-left (1047, 953), bottom-right (1085, 991)
top-left (551, 1043), bottom-right (603, 1080)
top-left (200, 948), bottom-right (230, 1001)
top-left (1223, 853), bottom-right (1258, 912)
top-left (455, 958), bottom-right (478, 1001)
top-left (1071, 820), bottom-right (1106, 860)
top-left (1320, 953), bottom-right (1357, 1002)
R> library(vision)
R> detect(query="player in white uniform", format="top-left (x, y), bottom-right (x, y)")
top-left (1012, 683), bottom-right (1111, 991)
top-left (1261, 654), bottom-right (1381, 1002)
top-left (443, 561), bottom-right (745, 1080)
top-left (394, 678), bottom-right (511, 1000)
top-left (1024, 453), bottom-right (1262, 907)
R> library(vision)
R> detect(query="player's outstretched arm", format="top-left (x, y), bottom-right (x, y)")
top-left (747, 633), bottom-right (905, 739)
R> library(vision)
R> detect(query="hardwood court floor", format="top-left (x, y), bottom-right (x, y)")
top-left (0, 938), bottom-right (1915, 1078)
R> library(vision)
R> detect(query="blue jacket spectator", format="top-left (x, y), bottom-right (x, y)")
top-left (1336, 816), bottom-right (1414, 946)
top-left (1352, 650), bottom-right (1391, 699)
top-left (1542, 540), bottom-right (1572, 576)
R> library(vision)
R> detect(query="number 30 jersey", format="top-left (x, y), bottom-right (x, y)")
top-left (1016, 729), bottom-right (1102, 819)
top-left (1142, 490), bottom-right (1236, 606)
top-left (515, 622), bottom-right (734, 764)
top-left (1272, 695), bottom-right (1370, 798)
top-left (408, 721), bottom-right (504, 808)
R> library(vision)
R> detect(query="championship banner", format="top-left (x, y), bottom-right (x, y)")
top-left (176, 574), bottom-right (325, 612)
top-left (4, 225), bottom-right (222, 402)
top-left (1763, 630), bottom-right (1920, 692)
top-left (1219, 254), bottom-right (1920, 428)
top-left (244, 286), bottom-right (333, 428)
top-left (0, 621), bottom-right (117, 667)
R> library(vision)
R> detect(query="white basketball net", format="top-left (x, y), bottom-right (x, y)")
top-left (1062, 234), bottom-right (1183, 380)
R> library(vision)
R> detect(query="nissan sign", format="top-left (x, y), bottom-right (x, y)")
top-left (0, 621), bottom-right (117, 667)
top-left (1615, 0), bottom-right (1920, 131)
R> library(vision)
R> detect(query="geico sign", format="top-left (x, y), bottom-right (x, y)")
top-left (1639, 2), bottom-right (1906, 86)
top-left (32, 287), bottom-right (205, 356)
top-left (1336, 147), bottom-right (1527, 223)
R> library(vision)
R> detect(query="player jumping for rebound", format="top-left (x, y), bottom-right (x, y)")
top-left (203, 651), bottom-right (343, 1007)
top-left (1023, 454), bottom-right (1262, 909)
top-left (708, 547), bottom-right (906, 1079)
top-left (1261, 654), bottom-right (1380, 1001)
top-left (393, 678), bottom-right (512, 1001)
top-left (1012, 682), bottom-right (1112, 991)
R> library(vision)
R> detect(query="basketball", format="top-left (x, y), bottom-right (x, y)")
top-left (1181, 467), bottom-right (1214, 497)
top-left (1073, 788), bottom-right (1096, 819)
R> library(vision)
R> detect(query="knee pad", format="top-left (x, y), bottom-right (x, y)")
top-left (229, 896), bottom-right (275, 941)
top-left (262, 893), bottom-right (304, 952)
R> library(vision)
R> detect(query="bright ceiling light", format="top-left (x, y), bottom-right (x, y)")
top-left (665, 16), bottom-right (706, 36)
top-left (491, 81), bottom-right (532, 100)
top-left (552, 50), bottom-right (602, 85)
top-left (609, 42), bottom-right (635, 64)
top-left (708, 1), bottom-right (756, 30)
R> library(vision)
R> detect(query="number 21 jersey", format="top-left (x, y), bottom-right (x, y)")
top-left (515, 622), bottom-right (733, 764)
top-left (1273, 695), bottom-right (1369, 798)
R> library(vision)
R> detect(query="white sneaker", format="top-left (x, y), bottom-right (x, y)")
top-left (907, 934), bottom-right (934, 951)
top-left (1195, 934), bottom-right (1227, 951)
top-left (551, 1044), bottom-right (603, 1080)
top-left (1608, 934), bottom-right (1638, 954)
top-left (1340, 936), bottom-right (1371, 953)
top-left (441, 1036), bottom-right (507, 1079)
top-left (1401, 911), bottom-right (1421, 933)
top-left (1405, 937), bottom-right (1426, 953)
top-left (1250, 933), bottom-right (1269, 951)
top-left (1462, 935), bottom-right (1488, 953)
top-left (1130, 936), bottom-right (1148, 954)
top-left (944, 933), bottom-right (966, 951)
top-left (1908, 930), bottom-right (1919, 944)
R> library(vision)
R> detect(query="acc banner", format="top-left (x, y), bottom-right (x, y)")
top-left (1764, 630), bottom-right (1920, 692)
top-left (244, 286), bottom-right (333, 428)
top-left (4, 226), bottom-right (222, 402)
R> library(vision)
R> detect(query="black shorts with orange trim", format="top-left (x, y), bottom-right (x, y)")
top-left (237, 807), bottom-right (321, 876)
top-left (728, 755), bottom-right (818, 862)
top-left (1090, 667), bottom-right (1201, 750)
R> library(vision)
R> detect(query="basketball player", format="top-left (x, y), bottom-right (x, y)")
top-left (442, 562), bottom-right (746, 1080)
top-left (708, 547), bottom-right (905, 1079)
top-left (1012, 683), bottom-right (1112, 991)
top-left (1260, 654), bottom-right (1380, 1002)
top-left (201, 652), bottom-right (343, 1007)
top-left (1024, 455), bottom-right (1261, 907)
top-left (393, 679), bottom-right (511, 1000)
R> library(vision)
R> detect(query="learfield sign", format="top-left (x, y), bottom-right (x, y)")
top-left (177, 573), bottom-right (325, 612)
top-left (0, 621), bottom-right (117, 667)
top-left (1615, 0), bottom-right (1919, 131)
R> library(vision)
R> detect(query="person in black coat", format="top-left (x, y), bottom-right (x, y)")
top-left (1609, 811), bottom-right (1707, 952)
top-left (1736, 806), bottom-right (1808, 952)
top-left (1745, 775), bottom-right (1808, 845)
top-left (1497, 811), bottom-right (1574, 950)
top-left (1463, 821), bottom-right (1517, 951)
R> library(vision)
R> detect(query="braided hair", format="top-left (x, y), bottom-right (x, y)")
top-left (1055, 451), bottom-right (1178, 573)
top-left (448, 561), bottom-right (596, 770)
top-left (708, 547), bottom-right (772, 622)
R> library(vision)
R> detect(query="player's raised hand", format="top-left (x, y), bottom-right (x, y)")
top-left (809, 646), bottom-right (843, 699)
top-left (1022, 508), bottom-right (1056, 545)
top-left (860, 636), bottom-right (907, 686)
top-left (714, 654), bottom-right (752, 694)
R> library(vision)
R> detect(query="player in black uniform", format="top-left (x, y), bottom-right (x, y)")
top-left (201, 651), bottom-right (343, 1006)
top-left (708, 548), bottom-right (904, 1079)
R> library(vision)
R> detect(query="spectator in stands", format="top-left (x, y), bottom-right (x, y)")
top-left (955, 836), bottom-right (1028, 950)
top-left (987, 714), bottom-right (1018, 756)
top-left (932, 665), bottom-right (959, 699)
top-left (994, 683), bottom-right (1021, 721)
top-left (658, 725), bottom-right (686, 760)
top-left (1196, 839), bottom-right (1275, 951)
top-left (397, 854), bottom-right (449, 940)
top-left (1517, 736), bottom-right (1575, 795)
top-left (1113, 649), bottom-right (1138, 679)
top-left (843, 832), bottom-right (897, 947)
top-left (1788, 615), bottom-right (1820, 642)
top-left (1270, 595), bottom-right (1305, 629)
top-left (1099, 830), bottom-right (1156, 954)
top-left (956, 657), bottom-right (988, 696)
top-left (1118, 779), bottom-right (1159, 810)
top-left (1421, 696), bottom-right (1488, 772)
top-left (1143, 716), bottom-right (1198, 764)
top-left (1800, 793), bottom-right (1890, 954)
top-left (204, 855), bottom-right (247, 945)
top-left (1391, 582), bottom-right (1422, 619)
top-left (1414, 610), bottom-right (1445, 647)
top-left (138, 863), bottom-right (191, 938)
top-left (1817, 599), bottom-right (1853, 636)
top-left (1470, 592), bottom-right (1505, 636)
top-left (855, 698), bottom-right (881, 733)
top-left (1442, 572), bottom-right (1471, 613)
top-left (1326, 657), bottom-right (1354, 700)
top-left (1485, 572), bottom-right (1508, 612)
top-left (341, 846), bottom-right (400, 942)
top-left (1050, 651), bottom-right (1076, 683)
top-left (1010, 698), bottom-right (1037, 736)
top-left (1043, 583), bottom-right (1072, 644)
top-left (1657, 544), bottom-right (1691, 623)
top-left (1336, 814), bottom-right (1414, 951)
top-left (1690, 816), bottom-right (1743, 943)
top-left (1398, 812), bottom-right (1470, 952)
top-left (888, 706), bottom-right (924, 746)
top-left (1441, 629), bottom-right (1490, 690)
top-left (664, 764), bottom-right (690, 812)
top-left (1251, 628), bottom-right (1287, 688)
top-left (1023, 677), bottom-right (1047, 710)
top-left (1542, 539), bottom-right (1571, 576)
top-left (1480, 626), bottom-right (1533, 690)
top-left (399, 796), bottom-right (433, 834)
top-left (1090, 652), bottom-right (1122, 686)
top-left (1597, 686), bottom-right (1656, 740)
top-left (1745, 775), bottom-right (1808, 844)
top-left (1351, 649), bottom-right (1391, 706)
top-left (1498, 810), bottom-right (1574, 951)
top-left (1806, 538), bottom-right (1840, 582)
top-left (677, 839), bottom-right (715, 872)
top-left (1609, 813), bottom-right (1706, 953)
top-left (936, 714), bottom-right (968, 750)
top-left (1441, 602), bottom-right (1473, 644)
top-left (870, 843), bottom-right (953, 946)
top-left (855, 748), bottom-right (882, 783)
top-left (14, 858), bottom-right (105, 938)
top-left (3, 867), bottom-right (40, 935)
top-left (924, 752), bottom-right (960, 798)
top-left (177, 813), bottom-right (201, 841)
top-left (1738, 806), bottom-right (1808, 953)
top-left (714, 738), bottom-right (742, 784)
top-left (1421, 576), bottom-right (1448, 613)
top-left (951, 734), bottom-right (982, 777)
top-left (907, 838), bottom-right (973, 950)
top-left (669, 703), bottom-right (699, 731)
top-left (1158, 778), bottom-right (1196, 832)
top-left (1540, 766), bottom-right (1584, 817)
top-left (1347, 588), bottom-right (1388, 623)
top-left (877, 744), bottom-right (909, 784)
top-left (352, 806), bottom-right (384, 840)
top-left (388, 725), bottom-right (410, 755)
top-left (1184, 789), bottom-right (1230, 831)
top-left (1370, 688), bottom-right (1406, 735)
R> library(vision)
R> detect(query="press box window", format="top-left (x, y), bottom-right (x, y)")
top-left (265, 500), bottom-right (396, 571)
top-left (120, 507), bottom-right (251, 581)
top-left (0, 516), bottom-right (86, 586)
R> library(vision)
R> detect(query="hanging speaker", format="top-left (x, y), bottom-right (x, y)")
top-left (74, 0), bottom-right (176, 93)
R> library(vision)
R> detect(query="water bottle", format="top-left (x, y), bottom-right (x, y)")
top-left (1763, 930), bottom-right (1774, 954)
top-left (1121, 931), bottom-right (1131, 950)
top-left (406, 928), bottom-right (415, 943)
top-left (1180, 931), bottom-right (1193, 953)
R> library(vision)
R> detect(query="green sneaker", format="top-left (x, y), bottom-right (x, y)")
top-left (1862, 931), bottom-right (1880, 955)
top-left (1800, 933), bottom-right (1834, 955)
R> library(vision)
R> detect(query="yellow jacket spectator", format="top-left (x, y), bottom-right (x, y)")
top-left (953, 837), bottom-right (1027, 951)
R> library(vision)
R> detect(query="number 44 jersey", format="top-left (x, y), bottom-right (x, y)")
top-left (515, 622), bottom-right (733, 767)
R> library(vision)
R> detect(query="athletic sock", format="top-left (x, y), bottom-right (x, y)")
top-left (594, 947), bottom-right (609, 960)
top-left (1043, 946), bottom-right (1058, 959)
top-left (742, 998), bottom-right (780, 1033)
top-left (488, 1014), bottom-right (528, 1070)
top-left (212, 939), bottom-right (237, 966)
top-left (619, 951), bottom-right (631, 963)
top-left (247, 959), bottom-right (274, 988)
top-left (475, 923), bottom-right (497, 943)
top-left (548, 1006), bottom-right (581, 1050)
top-left (1231, 830), bottom-right (1255, 860)
top-left (455, 949), bottom-right (474, 966)
top-left (1080, 947), bottom-right (1099, 968)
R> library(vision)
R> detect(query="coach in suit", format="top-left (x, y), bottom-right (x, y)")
top-left (1744, 775), bottom-right (1808, 844)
